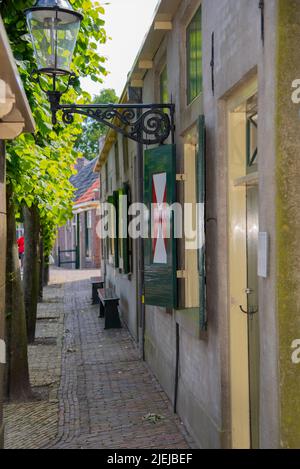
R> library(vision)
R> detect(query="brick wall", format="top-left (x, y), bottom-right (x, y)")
top-left (55, 207), bottom-right (100, 270)
top-left (92, 210), bottom-right (101, 269)
top-left (80, 209), bottom-right (101, 270)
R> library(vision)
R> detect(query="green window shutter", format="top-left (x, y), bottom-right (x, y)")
top-left (144, 144), bottom-right (177, 308)
top-left (107, 195), bottom-right (114, 262)
top-left (117, 185), bottom-right (130, 274)
top-left (113, 191), bottom-right (119, 268)
top-left (122, 183), bottom-right (130, 274)
top-left (197, 115), bottom-right (207, 331)
top-left (84, 211), bottom-right (88, 256)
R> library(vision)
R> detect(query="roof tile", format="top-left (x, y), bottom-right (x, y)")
top-left (70, 156), bottom-right (99, 202)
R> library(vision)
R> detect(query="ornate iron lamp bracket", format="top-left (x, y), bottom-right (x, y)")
top-left (25, 4), bottom-right (175, 145)
top-left (30, 70), bottom-right (175, 145)
top-left (56, 102), bottom-right (175, 146)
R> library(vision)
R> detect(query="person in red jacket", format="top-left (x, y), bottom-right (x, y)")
top-left (17, 235), bottom-right (25, 268)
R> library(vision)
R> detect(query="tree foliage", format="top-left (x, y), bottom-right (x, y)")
top-left (0, 0), bottom-right (107, 253)
top-left (75, 88), bottom-right (118, 160)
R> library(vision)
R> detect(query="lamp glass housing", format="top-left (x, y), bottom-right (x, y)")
top-left (26, 0), bottom-right (82, 76)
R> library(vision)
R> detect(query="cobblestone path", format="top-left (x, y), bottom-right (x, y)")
top-left (5, 269), bottom-right (193, 449)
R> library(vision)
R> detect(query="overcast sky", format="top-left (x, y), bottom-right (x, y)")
top-left (81, 0), bottom-right (159, 98)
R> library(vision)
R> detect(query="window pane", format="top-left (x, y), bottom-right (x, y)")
top-left (85, 211), bottom-right (92, 258)
top-left (187, 7), bottom-right (202, 104)
top-left (123, 137), bottom-right (129, 173)
top-left (115, 141), bottom-right (119, 182)
top-left (105, 163), bottom-right (108, 194)
top-left (160, 65), bottom-right (168, 104)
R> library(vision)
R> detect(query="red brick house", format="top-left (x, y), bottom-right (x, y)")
top-left (54, 157), bottom-right (101, 269)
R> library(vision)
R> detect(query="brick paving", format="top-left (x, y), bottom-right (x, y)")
top-left (4, 268), bottom-right (194, 449)
top-left (4, 282), bottom-right (65, 449)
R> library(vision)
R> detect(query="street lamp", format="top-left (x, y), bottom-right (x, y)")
top-left (25, 1), bottom-right (175, 145)
top-left (25, 0), bottom-right (83, 76)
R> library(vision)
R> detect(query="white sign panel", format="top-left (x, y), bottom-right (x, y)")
top-left (0, 339), bottom-right (6, 364)
top-left (258, 232), bottom-right (269, 278)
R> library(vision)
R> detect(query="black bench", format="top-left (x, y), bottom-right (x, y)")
top-left (98, 288), bottom-right (122, 329)
top-left (91, 277), bottom-right (104, 304)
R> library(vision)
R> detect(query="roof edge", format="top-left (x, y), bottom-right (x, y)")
top-left (95, 0), bottom-right (181, 172)
top-left (0, 15), bottom-right (35, 133)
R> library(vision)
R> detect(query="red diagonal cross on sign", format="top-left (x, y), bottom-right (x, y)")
top-left (152, 173), bottom-right (168, 264)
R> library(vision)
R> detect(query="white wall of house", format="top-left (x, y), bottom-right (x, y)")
top-left (202, 0), bottom-right (279, 449)
top-left (140, 0), bottom-right (225, 449)
top-left (101, 134), bottom-right (138, 340)
top-left (98, 0), bottom-right (300, 449)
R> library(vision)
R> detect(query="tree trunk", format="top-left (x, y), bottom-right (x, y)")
top-left (23, 204), bottom-right (40, 344)
top-left (38, 238), bottom-right (44, 302)
top-left (43, 256), bottom-right (50, 287)
top-left (5, 183), bottom-right (31, 401)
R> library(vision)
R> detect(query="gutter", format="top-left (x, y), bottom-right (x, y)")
top-left (94, 0), bottom-right (181, 173)
top-left (73, 200), bottom-right (100, 214)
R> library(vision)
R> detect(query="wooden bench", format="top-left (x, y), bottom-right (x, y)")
top-left (97, 288), bottom-right (122, 329)
top-left (91, 277), bottom-right (104, 304)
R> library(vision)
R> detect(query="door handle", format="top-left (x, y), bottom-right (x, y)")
top-left (239, 305), bottom-right (258, 316)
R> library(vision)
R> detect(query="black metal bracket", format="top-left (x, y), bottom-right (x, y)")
top-left (240, 305), bottom-right (258, 316)
top-left (210, 32), bottom-right (215, 96)
top-left (32, 69), bottom-right (175, 146)
top-left (57, 102), bottom-right (175, 146)
top-left (259, 0), bottom-right (265, 44)
top-left (246, 114), bottom-right (258, 167)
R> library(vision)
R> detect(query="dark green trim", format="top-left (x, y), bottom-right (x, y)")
top-left (113, 191), bottom-right (119, 268)
top-left (107, 195), bottom-right (114, 263)
top-left (122, 183), bottom-right (130, 274)
top-left (76, 213), bottom-right (80, 269)
top-left (197, 116), bottom-right (207, 331)
top-left (84, 211), bottom-right (91, 258)
top-left (144, 144), bottom-right (177, 308)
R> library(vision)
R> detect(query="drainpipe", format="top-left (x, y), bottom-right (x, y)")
top-left (174, 323), bottom-right (180, 413)
top-left (76, 213), bottom-right (80, 270)
top-left (128, 87), bottom-right (145, 359)
top-left (138, 125), bottom-right (145, 361)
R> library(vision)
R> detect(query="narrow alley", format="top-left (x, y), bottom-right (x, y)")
top-left (4, 269), bottom-right (194, 450)
top-left (2, 0), bottom-right (300, 453)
